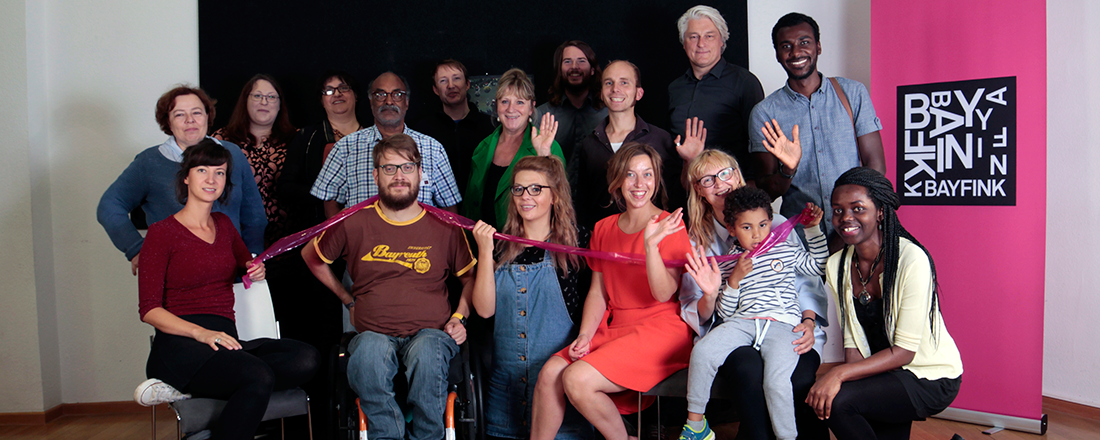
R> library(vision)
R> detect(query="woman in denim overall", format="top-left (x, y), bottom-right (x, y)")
top-left (472, 156), bottom-right (592, 440)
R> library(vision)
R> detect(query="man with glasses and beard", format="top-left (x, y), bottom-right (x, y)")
top-left (312, 71), bottom-right (462, 217)
top-left (749, 12), bottom-right (885, 251)
top-left (303, 134), bottom-right (476, 440)
top-left (535, 40), bottom-right (607, 167)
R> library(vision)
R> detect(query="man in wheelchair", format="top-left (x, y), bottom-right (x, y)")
top-left (303, 133), bottom-right (476, 440)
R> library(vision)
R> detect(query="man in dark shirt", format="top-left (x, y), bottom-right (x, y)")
top-left (411, 59), bottom-right (495, 195)
top-left (535, 40), bottom-right (608, 166)
top-left (574, 60), bottom-right (697, 229)
top-left (668, 5), bottom-right (765, 179)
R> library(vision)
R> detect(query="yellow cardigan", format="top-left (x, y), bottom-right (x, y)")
top-left (826, 238), bottom-right (963, 380)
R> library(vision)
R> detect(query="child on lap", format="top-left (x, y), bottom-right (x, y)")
top-left (680, 186), bottom-right (826, 440)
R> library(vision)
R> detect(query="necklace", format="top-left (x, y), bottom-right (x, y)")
top-left (854, 247), bottom-right (885, 305)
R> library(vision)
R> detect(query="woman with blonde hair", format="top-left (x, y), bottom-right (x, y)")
top-left (464, 68), bottom-right (564, 228)
top-left (679, 149), bottom-right (830, 439)
top-left (472, 155), bottom-right (592, 439)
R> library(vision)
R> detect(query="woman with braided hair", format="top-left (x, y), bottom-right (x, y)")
top-left (808, 167), bottom-right (962, 440)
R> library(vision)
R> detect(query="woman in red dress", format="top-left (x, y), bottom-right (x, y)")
top-left (530, 142), bottom-right (694, 440)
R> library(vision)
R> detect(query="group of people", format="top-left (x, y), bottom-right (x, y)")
top-left (98, 5), bottom-right (962, 440)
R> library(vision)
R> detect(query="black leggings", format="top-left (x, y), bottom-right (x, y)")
top-left (186, 339), bottom-right (318, 440)
top-left (717, 346), bottom-right (828, 440)
top-left (826, 372), bottom-right (919, 440)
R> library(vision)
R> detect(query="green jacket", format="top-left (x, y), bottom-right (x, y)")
top-left (462, 125), bottom-right (565, 228)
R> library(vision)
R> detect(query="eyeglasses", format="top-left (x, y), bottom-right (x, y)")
top-left (249, 93), bottom-right (280, 103)
top-left (322, 85), bottom-right (351, 96)
top-left (371, 90), bottom-right (407, 102)
top-left (376, 162), bottom-right (419, 175)
top-left (511, 184), bottom-right (550, 197)
top-left (696, 167), bottom-right (736, 188)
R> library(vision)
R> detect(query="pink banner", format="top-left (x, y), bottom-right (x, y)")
top-left (872, 0), bottom-right (1045, 420)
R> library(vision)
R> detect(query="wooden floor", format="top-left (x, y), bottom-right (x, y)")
top-left (0, 399), bottom-right (1096, 440)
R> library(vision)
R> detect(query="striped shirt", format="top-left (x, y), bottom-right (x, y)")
top-left (717, 225), bottom-right (827, 326)
top-left (310, 125), bottom-right (462, 208)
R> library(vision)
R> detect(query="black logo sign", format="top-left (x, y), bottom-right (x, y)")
top-left (896, 77), bottom-right (1015, 205)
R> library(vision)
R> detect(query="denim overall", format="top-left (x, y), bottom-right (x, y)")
top-left (485, 250), bottom-right (592, 439)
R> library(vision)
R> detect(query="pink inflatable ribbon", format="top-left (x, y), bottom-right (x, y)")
top-left (244, 197), bottom-right (813, 288)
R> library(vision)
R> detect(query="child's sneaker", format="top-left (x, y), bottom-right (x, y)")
top-left (679, 418), bottom-right (715, 440)
top-left (134, 378), bottom-right (191, 406)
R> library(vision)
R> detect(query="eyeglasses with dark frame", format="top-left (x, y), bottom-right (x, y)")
top-left (322, 85), bottom-right (351, 96)
top-left (511, 184), bottom-right (551, 197)
top-left (696, 167), bottom-right (736, 188)
top-left (375, 162), bottom-right (419, 176)
top-left (370, 90), bottom-right (408, 102)
top-left (249, 93), bottom-right (280, 103)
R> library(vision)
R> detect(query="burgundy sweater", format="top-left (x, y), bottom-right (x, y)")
top-left (138, 212), bottom-right (252, 320)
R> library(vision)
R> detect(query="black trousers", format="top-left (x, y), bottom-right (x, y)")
top-left (716, 346), bottom-right (829, 440)
top-left (826, 372), bottom-right (919, 440)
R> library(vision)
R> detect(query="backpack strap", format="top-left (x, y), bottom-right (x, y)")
top-left (829, 77), bottom-right (856, 131)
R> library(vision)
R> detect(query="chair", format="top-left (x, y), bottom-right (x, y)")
top-left (635, 368), bottom-right (734, 440)
top-left (148, 280), bottom-right (314, 440)
top-left (333, 323), bottom-right (486, 440)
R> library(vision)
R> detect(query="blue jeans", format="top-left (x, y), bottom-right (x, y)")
top-left (347, 328), bottom-right (459, 440)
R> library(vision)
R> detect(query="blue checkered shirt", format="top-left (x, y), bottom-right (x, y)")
top-left (748, 75), bottom-right (882, 233)
top-left (310, 125), bottom-right (462, 208)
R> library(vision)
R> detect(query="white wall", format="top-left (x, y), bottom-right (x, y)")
top-left (0, 0), bottom-right (198, 411)
top-left (1044, 0), bottom-right (1100, 408)
top-left (0, 0), bottom-right (50, 413)
top-left (746, 0), bottom-right (872, 363)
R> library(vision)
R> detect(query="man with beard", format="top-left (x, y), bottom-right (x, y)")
top-left (749, 12), bottom-right (885, 250)
top-left (411, 59), bottom-right (495, 196)
top-left (535, 40), bottom-right (607, 166)
top-left (668, 5), bottom-right (764, 177)
top-left (312, 72), bottom-right (462, 217)
top-left (574, 60), bottom-right (693, 229)
top-left (302, 133), bottom-right (476, 440)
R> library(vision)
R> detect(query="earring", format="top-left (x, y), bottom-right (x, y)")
top-left (878, 222), bottom-right (883, 230)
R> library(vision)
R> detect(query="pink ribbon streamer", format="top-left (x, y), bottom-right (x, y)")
top-left (245, 196), bottom-right (812, 288)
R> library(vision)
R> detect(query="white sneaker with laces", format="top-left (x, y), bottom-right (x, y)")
top-left (134, 378), bottom-right (192, 406)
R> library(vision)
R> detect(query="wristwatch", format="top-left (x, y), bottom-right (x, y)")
top-left (451, 312), bottom-right (468, 326)
top-left (344, 299), bottom-right (355, 310)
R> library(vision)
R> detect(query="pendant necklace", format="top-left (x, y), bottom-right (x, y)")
top-left (854, 247), bottom-right (885, 306)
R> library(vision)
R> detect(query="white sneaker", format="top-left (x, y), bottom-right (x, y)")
top-left (134, 378), bottom-right (191, 406)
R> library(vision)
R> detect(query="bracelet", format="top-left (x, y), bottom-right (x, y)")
top-left (801, 317), bottom-right (815, 324)
top-left (343, 299), bottom-right (355, 310)
top-left (778, 164), bottom-right (797, 179)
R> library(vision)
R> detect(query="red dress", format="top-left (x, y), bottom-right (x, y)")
top-left (556, 211), bottom-right (694, 414)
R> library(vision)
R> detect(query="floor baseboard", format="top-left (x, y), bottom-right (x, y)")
top-left (0, 401), bottom-right (157, 425)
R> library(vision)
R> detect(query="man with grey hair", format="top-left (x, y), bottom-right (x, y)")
top-left (312, 71), bottom-right (462, 216)
top-left (668, 5), bottom-right (764, 177)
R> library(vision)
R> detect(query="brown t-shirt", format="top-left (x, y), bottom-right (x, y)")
top-left (313, 202), bottom-right (476, 336)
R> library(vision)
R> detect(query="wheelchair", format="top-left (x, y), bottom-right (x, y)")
top-left (331, 315), bottom-right (490, 440)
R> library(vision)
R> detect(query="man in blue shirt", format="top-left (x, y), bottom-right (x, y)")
top-left (312, 72), bottom-right (462, 217)
top-left (749, 12), bottom-right (886, 249)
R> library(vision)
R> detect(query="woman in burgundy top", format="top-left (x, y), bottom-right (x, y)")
top-left (139, 139), bottom-right (317, 440)
top-left (214, 74), bottom-right (297, 247)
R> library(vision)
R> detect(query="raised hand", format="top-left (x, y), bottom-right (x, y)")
top-left (674, 117), bottom-right (707, 161)
top-left (531, 112), bottom-right (559, 156)
top-left (644, 208), bottom-right (685, 249)
top-left (472, 221), bottom-right (497, 253)
top-left (685, 245), bottom-right (722, 299)
top-left (761, 119), bottom-right (802, 171)
top-left (803, 203), bottom-right (824, 227)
